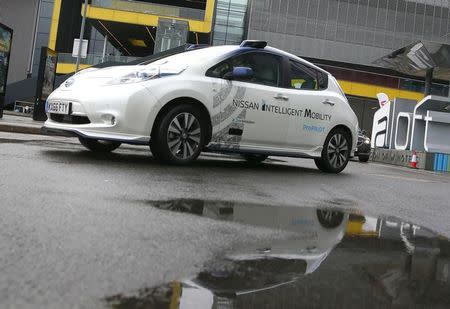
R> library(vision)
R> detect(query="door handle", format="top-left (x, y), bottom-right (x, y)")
top-left (274, 94), bottom-right (289, 101)
top-left (322, 99), bottom-right (335, 106)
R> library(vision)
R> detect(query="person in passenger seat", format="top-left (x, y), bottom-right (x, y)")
top-left (256, 67), bottom-right (276, 86)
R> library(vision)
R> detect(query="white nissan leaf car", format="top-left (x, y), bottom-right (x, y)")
top-left (44, 41), bottom-right (358, 173)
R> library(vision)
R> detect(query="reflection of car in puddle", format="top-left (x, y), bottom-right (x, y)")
top-left (155, 200), bottom-right (347, 274)
top-left (152, 200), bottom-right (348, 305)
top-left (106, 200), bottom-right (450, 309)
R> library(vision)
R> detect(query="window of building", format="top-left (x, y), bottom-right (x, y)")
top-left (399, 79), bottom-right (449, 97)
top-left (32, 0), bottom-right (54, 76)
top-left (212, 0), bottom-right (249, 46)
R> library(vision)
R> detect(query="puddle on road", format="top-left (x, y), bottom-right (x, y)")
top-left (106, 199), bottom-right (450, 309)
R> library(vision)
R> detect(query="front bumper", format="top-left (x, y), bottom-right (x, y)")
top-left (43, 82), bottom-right (157, 145)
top-left (41, 126), bottom-right (150, 145)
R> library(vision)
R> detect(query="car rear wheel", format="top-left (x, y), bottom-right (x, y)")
top-left (151, 104), bottom-right (206, 165)
top-left (358, 154), bottom-right (370, 163)
top-left (314, 128), bottom-right (351, 173)
top-left (78, 137), bottom-right (121, 153)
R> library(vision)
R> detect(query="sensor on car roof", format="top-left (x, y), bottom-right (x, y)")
top-left (240, 40), bottom-right (268, 49)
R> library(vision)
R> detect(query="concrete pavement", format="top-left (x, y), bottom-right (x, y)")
top-left (0, 112), bottom-right (43, 135)
top-left (0, 131), bottom-right (449, 308)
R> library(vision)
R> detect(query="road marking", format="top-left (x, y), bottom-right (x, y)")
top-left (369, 173), bottom-right (440, 183)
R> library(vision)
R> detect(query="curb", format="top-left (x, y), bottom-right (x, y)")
top-left (2, 111), bottom-right (33, 118)
top-left (0, 123), bottom-right (44, 135)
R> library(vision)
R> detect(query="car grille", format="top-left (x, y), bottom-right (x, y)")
top-left (50, 114), bottom-right (91, 124)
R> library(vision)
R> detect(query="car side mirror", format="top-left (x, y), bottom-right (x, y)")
top-left (224, 67), bottom-right (254, 80)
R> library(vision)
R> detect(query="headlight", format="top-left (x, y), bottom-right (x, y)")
top-left (364, 138), bottom-right (370, 144)
top-left (105, 68), bottom-right (159, 86)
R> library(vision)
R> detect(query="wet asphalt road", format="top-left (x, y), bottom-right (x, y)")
top-left (0, 132), bottom-right (449, 308)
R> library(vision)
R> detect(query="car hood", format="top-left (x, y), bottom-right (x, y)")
top-left (57, 63), bottom-right (187, 91)
top-left (75, 63), bottom-right (187, 79)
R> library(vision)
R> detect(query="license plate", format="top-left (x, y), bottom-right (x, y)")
top-left (47, 101), bottom-right (70, 115)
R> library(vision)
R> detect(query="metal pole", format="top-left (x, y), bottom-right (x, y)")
top-left (28, 0), bottom-right (41, 77)
top-left (102, 34), bottom-right (108, 63)
top-left (75, 0), bottom-right (89, 73)
top-left (424, 68), bottom-right (434, 96)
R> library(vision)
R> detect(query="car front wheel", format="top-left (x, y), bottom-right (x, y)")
top-left (315, 129), bottom-right (351, 173)
top-left (78, 137), bottom-right (121, 153)
top-left (151, 104), bottom-right (206, 165)
top-left (316, 209), bottom-right (344, 228)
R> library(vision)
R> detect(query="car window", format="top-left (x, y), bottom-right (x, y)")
top-left (289, 60), bottom-right (328, 90)
top-left (206, 52), bottom-right (282, 87)
top-left (206, 61), bottom-right (232, 79)
top-left (317, 70), bottom-right (328, 90)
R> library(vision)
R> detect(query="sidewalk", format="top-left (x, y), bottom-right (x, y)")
top-left (0, 112), bottom-right (44, 135)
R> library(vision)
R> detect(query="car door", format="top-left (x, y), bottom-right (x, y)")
top-left (284, 60), bottom-right (335, 150)
top-left (207, 51), bottom-right (290, 149)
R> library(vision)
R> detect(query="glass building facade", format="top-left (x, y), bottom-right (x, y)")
top-left (248, 0), bottom-right (450, 134)
top-left (248, 0), bottom-right (450, 66)
top-left (88, 28), bottom-right (121, 56)
top-left (32, 0), bottom-right (54, 76)
top-left (31, 0), bottom-right (121, 74)
top-left (212, 0), bottom-right (249, 45)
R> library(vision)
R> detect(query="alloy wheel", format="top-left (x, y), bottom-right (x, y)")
top-left (316, 209), bottom-right (344, 228)
top-left (167, 112), bottom-right (201, 159)
top-left (326, 133), bottom-right (349, 169)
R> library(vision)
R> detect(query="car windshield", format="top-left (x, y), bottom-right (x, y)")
top-left (144, 46), bottom-right (236, 68)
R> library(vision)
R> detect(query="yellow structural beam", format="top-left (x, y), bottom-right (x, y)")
top-left (56, 63), bottom-right (91, 75)
top-left (83, 0), bottom-right (215, 33)
top-left (49, 0), bottom-right (216, 60)
top-left (338, 80), bottom-right (424, 102)
top-left (48, 0), bottom-right (62, 50)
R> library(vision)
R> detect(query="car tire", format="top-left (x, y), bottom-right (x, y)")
top-left (358, 154), bottom-right (370, 163)
top-left (314, 157), bottom-right (326, 171)
top-left (243, 154), bottom-right (268, 164)
top-left (314, 128), bottom-right (351, 173)
top-left (316, 209), bottom-right (344, 228)
top-left (149, 141), bottom-right (162, 160)
top-left (151, 104), bottom-right (206, 165)
top-left (78, 137), bottom-right (121, 153)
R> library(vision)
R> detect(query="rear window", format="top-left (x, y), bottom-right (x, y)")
top-left (289, 60), bottom-right (328, 90)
